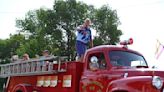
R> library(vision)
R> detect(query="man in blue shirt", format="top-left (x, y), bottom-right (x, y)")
top-left (76, 18), bottom-right (93, 60)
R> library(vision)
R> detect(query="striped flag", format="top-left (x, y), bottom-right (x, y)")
top-left (155, 40), bottom-right (164, 59)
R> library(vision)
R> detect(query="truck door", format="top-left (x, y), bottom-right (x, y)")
top-left (80, 52), bottom-right (109, 92)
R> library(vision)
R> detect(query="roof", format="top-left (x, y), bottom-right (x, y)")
top-left (86, 45), bottom-right (143, 56)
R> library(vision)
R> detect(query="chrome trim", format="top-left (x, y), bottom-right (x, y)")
top-left (124, 73), bottom-right (128, 78)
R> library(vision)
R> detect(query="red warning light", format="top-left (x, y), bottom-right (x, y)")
top-left (120, 38), bottom-right (133, 45)
top-left (129, 38), bottom-right (133, 45)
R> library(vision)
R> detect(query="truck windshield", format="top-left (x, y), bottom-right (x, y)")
top-left (109, 51), bottom-right (147, 67)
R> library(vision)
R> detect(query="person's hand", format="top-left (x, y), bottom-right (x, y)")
top-left (90, 40), bottom-right (94, 48)
top-left (82, 31), bottom-right (87, 35)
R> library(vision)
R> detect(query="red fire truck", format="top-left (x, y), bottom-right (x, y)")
top-left (1, 38), bottom-right (164, 92)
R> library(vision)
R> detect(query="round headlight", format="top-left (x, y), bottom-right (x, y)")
top-left (152, 76), bottom-right (163, 89)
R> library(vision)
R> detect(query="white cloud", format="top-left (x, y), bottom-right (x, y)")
top-left (0, 0), bottom-right (54, 39)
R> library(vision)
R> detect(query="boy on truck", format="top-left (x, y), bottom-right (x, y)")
top-left (75, 18), bottom-right (94, 60)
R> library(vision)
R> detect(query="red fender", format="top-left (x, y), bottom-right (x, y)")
top-left (12, 84), bottom-right (34, 92)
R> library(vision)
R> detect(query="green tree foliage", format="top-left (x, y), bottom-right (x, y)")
top-left (0, 34), bottom-right (25, 62)
top-left (15, 0), bottom-right (122, 60)
top-left (0, 39), bottom-right (6, 59)
top-left (16, 8), bottom-right (63, 57)
top-left (0, 78), bottom-right (6, 91)
top-left (53, 0), bottom-right (90, 59)
top-left (94, 5), bottom-right (122, 45)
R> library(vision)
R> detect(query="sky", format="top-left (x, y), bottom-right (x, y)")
top-left (0, 0), bottom-right (164, 69)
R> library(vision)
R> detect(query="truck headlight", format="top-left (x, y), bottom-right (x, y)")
top-left (152, 76), bottom-right (163, 89)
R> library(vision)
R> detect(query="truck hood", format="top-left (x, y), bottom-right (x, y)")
top-left (112, 67), bottom-right (164, 78)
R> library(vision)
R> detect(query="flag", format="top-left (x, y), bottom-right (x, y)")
top-left (155, 40), bottom-right (164, 59)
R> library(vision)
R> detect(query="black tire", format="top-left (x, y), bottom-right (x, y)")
top-left (16, 90), bottom-right (23, 92)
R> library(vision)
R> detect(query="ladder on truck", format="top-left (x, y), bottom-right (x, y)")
top-left (0, 56), bottom-right (68, 78)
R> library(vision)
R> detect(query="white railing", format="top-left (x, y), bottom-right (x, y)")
top-left (0, 56), bottom-right (67, 78)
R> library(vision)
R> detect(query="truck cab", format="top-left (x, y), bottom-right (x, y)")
top-left (1, 39), bottom-right (164, 92)
top-left (80, 45), bottom-right (150, 92)
top-left (80, 39), bottom-right (164, 92)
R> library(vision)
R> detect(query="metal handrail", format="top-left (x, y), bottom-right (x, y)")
top-left (0, 56), bottom-right (68, 78)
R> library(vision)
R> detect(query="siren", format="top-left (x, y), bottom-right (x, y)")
top-left (120, 38), bottom-right (133, 45)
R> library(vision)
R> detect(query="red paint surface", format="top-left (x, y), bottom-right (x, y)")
top-left (5, 45), bottom-right (164, 92)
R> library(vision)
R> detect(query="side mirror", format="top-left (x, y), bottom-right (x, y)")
top-left (90, 56), bottom-right (98, 63)
top-left (90, 56), bottom-right (99, 71)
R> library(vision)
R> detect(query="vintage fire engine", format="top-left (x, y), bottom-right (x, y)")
top-left (1, 38), bottom-right (164, 92)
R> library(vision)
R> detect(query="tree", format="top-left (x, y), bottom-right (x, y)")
top-left (53, 0), bottom-right (90, 60)
top-left (94, 5), bottom-right (122, 45)
top-left (0, 34), bottom-right (25, 61)
top-left (0, 39), bottom-right (6, 59)
top-left (16, 8), bottom-right (63, 57)
top-left (15, 0), bottom-right (122, 60)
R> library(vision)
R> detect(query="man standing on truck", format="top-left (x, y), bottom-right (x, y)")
top-left (76, 18), bottom-right (93, 60)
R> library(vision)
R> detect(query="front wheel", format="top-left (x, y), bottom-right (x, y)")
top-left (12, 84), bottom-right (34, 92)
